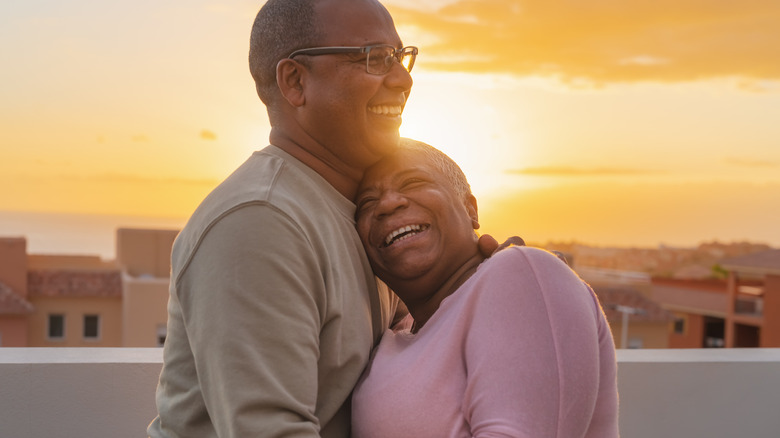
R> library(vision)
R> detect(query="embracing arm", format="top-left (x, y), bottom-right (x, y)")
top-left (477, 234), bottom-right (525, 257)
top-left (177, 204), bottom-right (324, 437)
top-left (463, 247), bottom-right (618, 437)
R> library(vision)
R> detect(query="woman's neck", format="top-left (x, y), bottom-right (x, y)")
top-left (403, 253), bottom-right (486, 333)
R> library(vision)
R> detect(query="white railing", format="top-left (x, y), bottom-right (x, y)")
top-left (1, 348), bottom-right (779, 438)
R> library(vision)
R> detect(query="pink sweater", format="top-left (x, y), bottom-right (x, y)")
top-left (352, 246), bottom-right (619, 437)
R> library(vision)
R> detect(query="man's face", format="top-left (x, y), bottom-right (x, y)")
top-left (302, 0), bottom-right (413, 171)
top-left (355, 149), bottom-right (479, 288)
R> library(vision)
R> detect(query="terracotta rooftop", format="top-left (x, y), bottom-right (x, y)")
top-left (720, 249), bottom-right (780, 276)
top-left (27, 270), bottom-right (122, 298)
top-left (650, 282), bottom-right (727, 318)
top-left (593, 286), bottom-right (675, 323)
top-left (0, 281), bottom-right (34, 314)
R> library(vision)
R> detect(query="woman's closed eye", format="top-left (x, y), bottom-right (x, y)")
top-left (400, 177), bottom-right (426, 190)
top-left (356, 196), bottom-right (378, 215)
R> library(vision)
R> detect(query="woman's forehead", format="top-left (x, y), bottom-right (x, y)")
top-left (368, 150), bottom-right (432, 180)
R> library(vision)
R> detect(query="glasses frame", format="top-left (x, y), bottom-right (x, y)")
top-left (288, 44), bottom-right (418, 75)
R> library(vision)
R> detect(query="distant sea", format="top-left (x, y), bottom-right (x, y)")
top-left (0, 210), bottom-right (187, 260)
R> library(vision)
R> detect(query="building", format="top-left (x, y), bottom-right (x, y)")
top-left (0, 237), bottom-right (35, 346)
top-left (647, 249), bottom-right (780, 348)
top-left (0, 228), bottom-right (177, 347)
top-left (576, 266), bottom-right (674, 348)
top-left (722, 249), bottom-right (780, 348)
top-left (649, 278), bottom-right (730, 348)
top-left (27, 257), bottom-right (122, 346)
top-left (594, 286), bottom-right (675, 349)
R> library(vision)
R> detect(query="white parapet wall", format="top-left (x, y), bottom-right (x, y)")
top-left (616, 348), bottom-right (780, 438)
top-left (1, 348), bottom-right (163, 438)
top-left (0, 348), bottom-right (779, 438)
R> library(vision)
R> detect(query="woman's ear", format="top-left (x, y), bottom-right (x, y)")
top-left (466, 194), bottom-right (480, 230)
top-left (276, 58), bottom-right (306, 107)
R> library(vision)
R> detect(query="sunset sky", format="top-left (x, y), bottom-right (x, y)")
top-left (2, 0), bottom-right (779, 250)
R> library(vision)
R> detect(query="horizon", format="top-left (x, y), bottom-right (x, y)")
top-left (1, 209), bottom-right (775, 261)
top-left (2, 0), bottom-right (779, 250)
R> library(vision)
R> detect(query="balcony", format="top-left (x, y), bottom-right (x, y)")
top-left (1, 348), bottom-right (779, 437)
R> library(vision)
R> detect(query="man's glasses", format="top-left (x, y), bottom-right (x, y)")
top-left (288, 44), bottom-right (418, 75)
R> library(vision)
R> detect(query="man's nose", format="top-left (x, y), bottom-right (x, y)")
top-left (384, 60), bottom-right (413, 93)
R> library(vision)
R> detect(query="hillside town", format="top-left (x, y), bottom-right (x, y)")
top-left (540, 240), bottom-right (772, 279)
top-left (1, 230), bottom-right (778, 350)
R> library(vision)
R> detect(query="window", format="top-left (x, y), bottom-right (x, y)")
top-left (627, 337), bottom-right (644, 349)
top-left (83, 314), bottom-right (100, 340)
top-left (673, 317), bottom-right (686, 335)
top-left (48, 314), bottom-right (65, 340)
top-left (156, 324), bottom-right (167, 347)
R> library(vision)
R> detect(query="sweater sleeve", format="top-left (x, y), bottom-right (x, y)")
top-left (462, 247), bottom-right (614, 438)
top-left (175, 203), bottom-right (324, 437)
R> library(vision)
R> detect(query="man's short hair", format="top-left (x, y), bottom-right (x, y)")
top-left (397, 138), bottom-right (472, 200)
top-left (249, 0), bottom-right (322, 108)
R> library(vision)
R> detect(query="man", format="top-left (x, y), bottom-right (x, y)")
top-left (148, 1), bottom-right (507, 436)
top-left (148, 1), bottom-right (414, 436)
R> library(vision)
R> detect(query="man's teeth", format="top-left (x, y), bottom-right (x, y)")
top-left (369, 105), bottom-right (402, 116)
top-left (384, 224), bottom-right (425, 246)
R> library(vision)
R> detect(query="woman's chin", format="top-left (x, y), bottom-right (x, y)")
top-left (377, 259), bottom-right (431, 285)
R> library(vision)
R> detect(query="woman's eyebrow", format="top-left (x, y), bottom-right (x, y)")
top-left (355, 184), bottom-right (379, 201)
top-left (391, 168), bottom-right (425, 181)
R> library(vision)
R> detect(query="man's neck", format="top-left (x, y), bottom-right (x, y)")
top-left (269, 127), bottom-right (364, 201)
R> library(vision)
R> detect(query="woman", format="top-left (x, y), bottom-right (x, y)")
top-left (351, 139), bottom-right (619, 437)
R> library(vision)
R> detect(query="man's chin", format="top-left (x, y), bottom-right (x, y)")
top-left (370, 132), bottom-right (401, 157)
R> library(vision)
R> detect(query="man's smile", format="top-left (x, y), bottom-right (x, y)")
top-left (368, 105), bottom-right (402, 116)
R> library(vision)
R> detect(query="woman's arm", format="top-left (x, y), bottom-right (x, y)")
top-left (462, 247), bottom-right (618, 437)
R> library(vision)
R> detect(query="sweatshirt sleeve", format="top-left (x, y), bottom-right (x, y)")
top-left (175, 203), bottom-right (324, 437)
top-left (462, 246), bottom-right (616, 437)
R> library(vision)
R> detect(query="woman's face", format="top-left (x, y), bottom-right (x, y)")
top-left (355, 149), bottom-right (479, 288)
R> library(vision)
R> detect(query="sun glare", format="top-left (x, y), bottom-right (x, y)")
top-left (400, 72), bottom-right (540, 197)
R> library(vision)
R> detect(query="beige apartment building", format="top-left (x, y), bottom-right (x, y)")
top-left (0, 229), bottom-right (177, 347)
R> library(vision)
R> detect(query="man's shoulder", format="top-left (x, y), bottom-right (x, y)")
top-left (171, 146), bottom-right (353, 273)
top-left (187, 146), bottom-right (337, 224)
top-left (181, 148), bottom-right (291, 233)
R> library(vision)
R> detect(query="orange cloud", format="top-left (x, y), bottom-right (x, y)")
top-left (131, 134), bottom-right (149, 142)
top-left (478, 180), bottom-right (780, 247)
top-left (506, 166), bottom-right (660, 176)
top-left (724, 157), bottom-right (780, 168)
top-left (49, 173), bottom-right (219, 186)
top-left (0, 173), bottom-right (219, 218)
top-left (200, 129), bottom-right (217, 140)
top-left (388, 0), bottom-right (780, 83)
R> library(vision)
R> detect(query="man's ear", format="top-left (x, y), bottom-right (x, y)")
top-left (276, 58), bottom-right (306, 107)
top-left (466, 194), bottom-right (480, 230)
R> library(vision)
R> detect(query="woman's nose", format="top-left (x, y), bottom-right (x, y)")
top-left (375, 191), bottom-right (408, 218)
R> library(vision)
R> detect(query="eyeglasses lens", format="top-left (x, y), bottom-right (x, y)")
top-left (399, 49), bottom-right (414, 72)
top-left (367, 46), bottom-right (414, 74)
